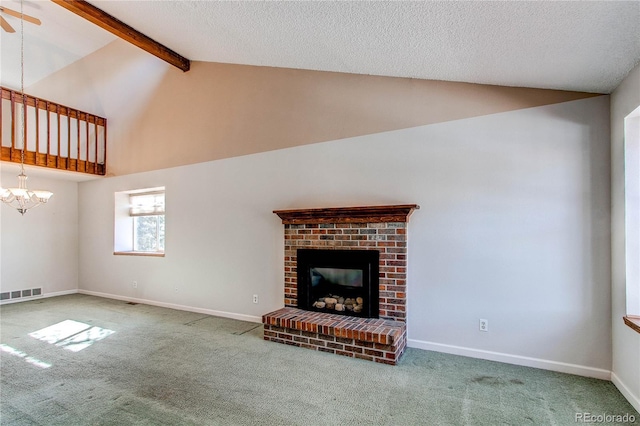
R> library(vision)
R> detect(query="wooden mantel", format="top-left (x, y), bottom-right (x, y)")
top-left (273, 204), bottom-right (419, 224)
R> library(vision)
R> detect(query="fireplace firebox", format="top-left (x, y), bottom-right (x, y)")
top-left (297, 249), bottom-right (379, 318)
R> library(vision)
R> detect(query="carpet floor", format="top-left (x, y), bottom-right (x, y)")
top-left (0, 294), bottom-right (637, 425)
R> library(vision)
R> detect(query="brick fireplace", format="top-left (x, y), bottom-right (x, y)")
top-left (262, 204), bottom-right (418, 365)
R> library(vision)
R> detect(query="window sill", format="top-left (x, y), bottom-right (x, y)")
top-left (623, 316), bottom-right (640, 334)
top-left (113, 251), bottom-right (165, 257)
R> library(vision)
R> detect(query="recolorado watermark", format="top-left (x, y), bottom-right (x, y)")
top-left (575, 412), bottom-right (636, 423)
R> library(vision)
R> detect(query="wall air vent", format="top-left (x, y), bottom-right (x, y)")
top-left (0, 288), bottom-right (43, 303)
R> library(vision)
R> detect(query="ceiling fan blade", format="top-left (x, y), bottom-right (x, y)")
top-left (0, 6), bottom-right (41, 26)
top-left (0, 15), bottom-right (15, 33)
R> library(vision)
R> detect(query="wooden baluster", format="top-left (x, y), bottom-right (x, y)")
top-left (35, 99), bottom-right (40, 166)
top-left (85, 113), bottom-right (89, 173)
top-left (93, 117), bottom-right (98, 174)
top-left (23, 94), bottom-right (28, 164)
top-left (76, 111), bottom-right (80, 172)
top-left (102, 120), bottom-right (107, 175)
top-left (66, 108), bottom-right (71, 170)
top-left (10, 91), bottom-right (15, 161)
top-left (45, 101), bottom-right (51, 168)
top-left (56, 104), bottom-right (61, 169)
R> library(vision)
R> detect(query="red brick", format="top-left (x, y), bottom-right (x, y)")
top-left (327, 342), bottom-right (344, 350)
top-left (355, 354), bottom-right (374, 361)
top-left (386, 248), bottom-right (407, 254)
top-left (387, 273), bottom-right (405, 279)
top-left (375, 343), bottom-right (394, 351)
top-left (378, 241), bottom-right (397, 247)
top-left (364, 349), bottom-right (384, 357)
top-left (358, 241), bottom-right (377, 247)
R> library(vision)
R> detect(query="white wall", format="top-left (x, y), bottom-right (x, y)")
top-left (78, 96), bottom-right (612, 376)
top-left (611, 63), bottom-right (640, 411)
top-left (0, 167), bottom-right (79, 299)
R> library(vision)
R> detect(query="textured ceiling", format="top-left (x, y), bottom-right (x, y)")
top-left (90, 0), bottom-right (640, 93)
top-left (1, 1), bottom-right (639, 94)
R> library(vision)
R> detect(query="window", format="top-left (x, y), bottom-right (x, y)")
top-left (130, 192), bottom-right (165, 252)
top-left (114, 187), bottom-right (165, 256)
top-left (624, 106), bottom-right (640, 319)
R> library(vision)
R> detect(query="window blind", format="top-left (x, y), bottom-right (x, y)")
top-left (129, 192), bottom-right (165, 216)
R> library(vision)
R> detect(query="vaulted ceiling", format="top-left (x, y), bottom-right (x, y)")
top-left (0, 0), bottom-right (639, 94)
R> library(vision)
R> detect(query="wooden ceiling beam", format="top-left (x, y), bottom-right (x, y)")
top-left (51, 0), bottom-right (190, 72)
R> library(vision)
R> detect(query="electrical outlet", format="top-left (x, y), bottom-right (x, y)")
top-left (253, 294), bottom-right (259, 304)
top-left (479, 319), bottom-right (488, 332)
top-left (132, 281), bottom-right (138, 289)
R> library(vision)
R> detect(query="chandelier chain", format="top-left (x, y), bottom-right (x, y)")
top-left (20, 0), bottom-right (25, 169)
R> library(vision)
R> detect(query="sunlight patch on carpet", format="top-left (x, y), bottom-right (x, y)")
top-left (0, 344), bottom-right (51, 368)
top-left (29, 320), bottom-right (115, 352)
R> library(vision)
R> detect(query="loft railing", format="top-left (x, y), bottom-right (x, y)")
top-left (0, 87), bottom-right (107, 176)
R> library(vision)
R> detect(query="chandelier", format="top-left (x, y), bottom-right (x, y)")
top-left (1, 0), bottom-right (52, 215)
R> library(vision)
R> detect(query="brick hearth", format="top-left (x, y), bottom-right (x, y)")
top-left (263, 307), bottom-right (407, 365)
top-left (265, 205), bottom-right (418, 365)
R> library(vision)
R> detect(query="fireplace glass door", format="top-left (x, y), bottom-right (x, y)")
top-left (297, 249), bottom-right (379, 318)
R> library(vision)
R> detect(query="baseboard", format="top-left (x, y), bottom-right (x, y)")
top-left (0, 289), bottom-right (78, 305)
top-left (78, 289), bottom-right (262, 323)
top-left (611, 372), bottom-right (640, 413)
top-left (408, 339), bottom-right (611, 380)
